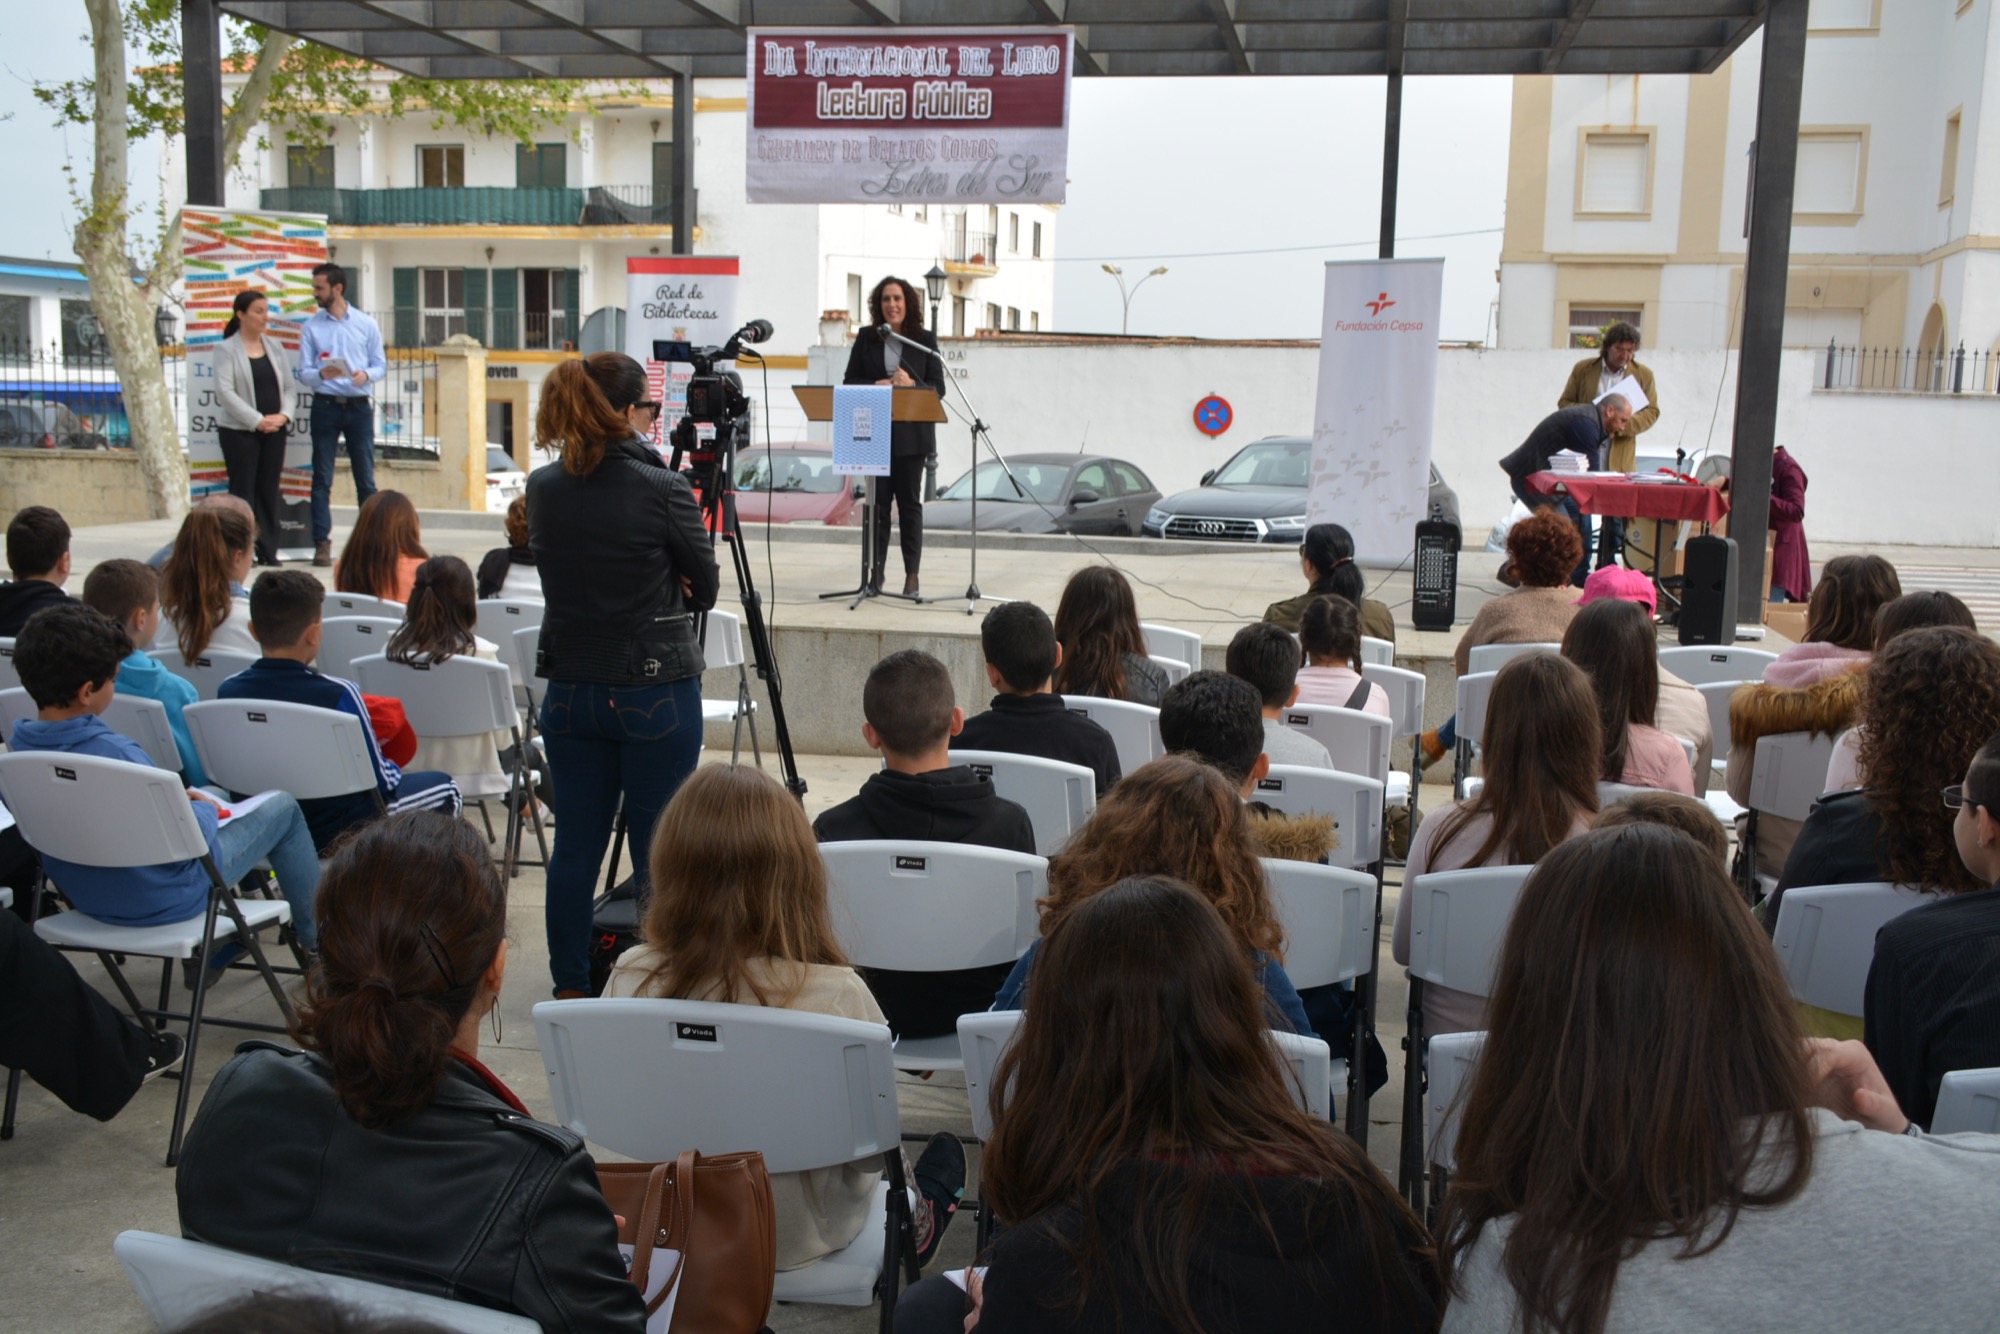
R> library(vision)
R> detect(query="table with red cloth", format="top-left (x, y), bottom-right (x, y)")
top-left (1525, 470), bottom-right (1731, 614)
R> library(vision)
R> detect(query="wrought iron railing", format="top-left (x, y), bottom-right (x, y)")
top-left (258, 185), bottom-right (690, 229)
top-left (390, 310), bottom-right (573, 352)
top-left (1819, 341), bottom-right (2000, 395)
top-left (0, 340), bottom-right (138, 449)
top-left (944, 229), bottom-right (998, 266)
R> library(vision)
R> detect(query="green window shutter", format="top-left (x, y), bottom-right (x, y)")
top-left (391, 267), bottom-right (418, 347)
top-left (562, 270), bottom-right (581, 350)
top-left (490, 268), bottom-right (518, 350)
top-left (463, 268), bottom-right (487, 345)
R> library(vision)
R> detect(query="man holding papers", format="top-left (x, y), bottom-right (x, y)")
top-left (1558, 320), bottom-right (1658, 569)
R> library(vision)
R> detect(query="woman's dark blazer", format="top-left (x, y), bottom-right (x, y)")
top-left (841, 328), bottom-right (946, 458)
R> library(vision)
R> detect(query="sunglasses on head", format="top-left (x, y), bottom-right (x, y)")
top-left (1943, 784), bottom-right (1988, 813)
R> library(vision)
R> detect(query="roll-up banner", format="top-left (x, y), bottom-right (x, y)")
top-left (182, 207), bottom-right (326, 556)
top-left (1306, 258), bottom-right (1446, 564)
top-left (746, 27), bottom-right (1071, 205)
top-left (624, 256), bottom-right (741, 454)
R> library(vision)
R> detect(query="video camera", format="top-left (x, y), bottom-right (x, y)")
top-left (655, 319), bottom-right (773, 515)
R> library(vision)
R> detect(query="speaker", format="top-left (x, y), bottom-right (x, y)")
top-left (1411, 518), bottom-right (1461, 632)
top-left (1678, 535), bottom-right (1739, 646)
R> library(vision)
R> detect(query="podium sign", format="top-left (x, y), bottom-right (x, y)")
top-left (830, 384), bottom-right (893, 476)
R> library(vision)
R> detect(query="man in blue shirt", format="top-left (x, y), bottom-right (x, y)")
top-left (295, 262), bottom-right (387, 567)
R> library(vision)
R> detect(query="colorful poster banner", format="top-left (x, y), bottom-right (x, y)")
top-left (182, 207), bottom-right (327, 554)
top-left (1306, 258), bottom-right (1446, 563)
top-left (624, 256), bottom-right (742, 453)
top-left (830, 384), bottom-right (892, 476)
top-left (746, 27), bottom-right (1072, 205)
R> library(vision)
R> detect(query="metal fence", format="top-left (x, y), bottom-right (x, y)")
top-left (1819, 342), bottom-right (2000, 395)
top-left (258, 184), bottom-right (688, 229)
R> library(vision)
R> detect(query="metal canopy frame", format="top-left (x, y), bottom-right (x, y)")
top-left (187, 0), bottom-right (1801, 611)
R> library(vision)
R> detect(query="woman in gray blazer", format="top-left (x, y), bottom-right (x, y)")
top-left (213, 291), bottom-right (295, 565)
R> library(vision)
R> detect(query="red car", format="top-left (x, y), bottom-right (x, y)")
top-left (729, 446), bottom-right (864, 526)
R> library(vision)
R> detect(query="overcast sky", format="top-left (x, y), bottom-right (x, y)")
top-left (0, 16), bottom-right (1509, 343)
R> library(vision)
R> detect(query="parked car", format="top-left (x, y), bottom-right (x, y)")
top-left (925, 453), bottom-right (1162, 536)
top-left (486, 445), bottom-right (526, 513)
top-left (1141, 435), bottom-right (1460, 543)
top-left (730, 446), bottom-right (863, 526)
top-left (0, 401), bottom-right (110, 451)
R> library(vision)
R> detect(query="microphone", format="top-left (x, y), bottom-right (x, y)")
top-left (736, 318), bottom-right (773, 344)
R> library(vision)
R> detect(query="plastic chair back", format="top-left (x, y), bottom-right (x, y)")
top-left (1465, 641), bottom-right (1559, 675)
top-left (475, 599), bottom-right (545, 688)
top-left (1658, 644), bottom-right (1780, 686)
top-left (1696, 680), bottom-right (1744, 766)
top-left (103, 694), bottom-right (183, 771)
top-left (533, 998), bottom-right (901, 1172)
top-left (513, 625), bottom-right (547, 694)
top-left (317, 616), bottom-right (401, 681)
top-left (1360, 662), bottom-right (1426, 738)
top-left (1454, 671), bottom-right (1499, 752)
top-left (1772, 881), bottom-right (1929, 1017)
top-left (1252, 764), bottom-right (1384, 868)
top-left (325, 592), bottom-right (404, 619)
top-left (184, 700), bottom-right (380, 801)
top-left (0, 638), bottom-right (16, 690)
top-left (114, 1231), bottom-right (537, 1334)
top-left (1748, 730), bottom-right (1839, 822)
top-left (1140, 622), bottom-right (1201, 670)
top-left (951, 749), bottom-right (1095, 857)
top-left (820, 841), bottom-right (1045, 973)
top-left (1932, 1068), bottom-right (2000, 1135)
top-left (158, 646), bottom-right (260, 701)
top-left (1425, 1030), bottom-right (1487, 1169)
top-left (700, 608), bottom-right (746, 670)
top-left (1148, 654), bottom-right (1191, 685)
top-left (1360, 636), bottom-right (1394, 667)
top-left (1262, 857), bottom-right (1378, 989)
top-left (353, 653), bottom-right (514, 739)
top-left (1059, 696), bottom-right (1162, 776)
top-left (1405, 865), bottom-right (1535, 998)
top-left (1279, 703), bottom-right (1392, 786)
top-left (0, 686), bottom-right (34, 745)
top-left (0, 752), bottom-right (209, 867)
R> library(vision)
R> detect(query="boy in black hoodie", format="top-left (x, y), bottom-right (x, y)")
top-left (814, 648), bottom-right (1035, 1037)
top-left (0, 506), bottom-right (76, 637)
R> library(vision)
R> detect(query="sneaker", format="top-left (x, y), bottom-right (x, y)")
top-left (141, 1029), bottom-right (186, 1082)
top-left (910, 1131), bottom-right (968, 1268)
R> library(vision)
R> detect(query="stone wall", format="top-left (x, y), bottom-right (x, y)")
top-left (0, 451), bottom-right (152, 527)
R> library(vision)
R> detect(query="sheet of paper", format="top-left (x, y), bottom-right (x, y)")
top-left (1595, 374), bottom-right (1649, 413)
top-left (211, 790), bottom-right (279, 827)
top-left (618, 1243), bottom-right (682, 1332)
top-left (945, 1266), bottom-right (989, 1292)
top-left (317, 357), bottom-right (351, 378)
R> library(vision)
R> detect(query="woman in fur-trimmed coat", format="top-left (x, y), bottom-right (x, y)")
top-left (1725, 667), bottom-right (1867, 880)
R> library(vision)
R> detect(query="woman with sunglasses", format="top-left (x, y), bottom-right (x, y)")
top-left (526, 352), bottom-right (719, 998)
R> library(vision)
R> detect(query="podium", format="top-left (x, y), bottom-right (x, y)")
top-left (793, 385), bottom-right (948, 609)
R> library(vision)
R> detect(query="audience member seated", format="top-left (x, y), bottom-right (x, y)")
top-left (813, 649), bottom-right (1033, 1038)
top-left (1158, 670), bottom-right (1335, 864)
top-left (1420, 508), bottom-right (1584, 766)
top-left (81, 558), bottom-right (208, 787)
top-left (219, 570), bottom-right (461, 852)
top-left (952, 599), bottom-right (1122, 796)
top-left (176, 812), bottom-right (645, 1331)
top-left (0, 505), bottom-right (75, 636)
top-left (476, 494), bottom-right (542, 602)
top-left (993, 755), bottom-right (1311, 1035)
top-left (1728, 554), bottom-right (1903, 877)
top-left (158, 505), bottom-right (260, 660)
top-left (1394, 654), bottom-right (1599, 1037)
top-left (384, 555), bottom-right (507, 782)
top-left (1594, 789), bottom-right (1730, 870)
top-left (8, 603), bottom-right (320, 955)
top-left (1263, 521), bottom-right (1396, 645)
top-left (143, 492), bottom-right (253, 571)
top-left (1866, 729), bottom-right (2000, 1130)
top-left (1825, 590), bottom-right (1978, 791)
top-left (0, 901), bottom-right (184, 1124)
top-left (897, 876), bottom-right (1440, 1333)
top-left (606, 763), bottom-right (966, 1271)
top-left (1438, 823), bottom-right (2000, 1330)
top-left (334, 489), bottom-right (427, 605)
top-left (1577, 566), bottom-right (1714, 783)
top-left (1562, 598), bottom-right (1695, 794)
top-left (1052, 565), bottom-right (1169, 707)
top-left (1226, 620), bottom-right (1335, 770)
top-left (1293, 594), bottom-right (1391, 717)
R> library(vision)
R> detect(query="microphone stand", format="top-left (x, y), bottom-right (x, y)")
top-left (878, 324), bottom-right (1024, 616)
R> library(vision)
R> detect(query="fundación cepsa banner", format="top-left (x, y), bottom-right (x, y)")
top-left (624, 256), bottom-right (741, 452)
top-left (745, 27), bottom-right (1072, 205)
top-left (1306, 258), bottom-right (1446, 563)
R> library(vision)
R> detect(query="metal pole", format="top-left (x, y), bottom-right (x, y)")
top-left (670, 71), bottom-right (694, 255)
top-left (181, 0), bottom-right (225, 207)
top-left (1379, 72), bottom-right (1403, 259)
top-left (1725, 0), bottom-right (1808, 616)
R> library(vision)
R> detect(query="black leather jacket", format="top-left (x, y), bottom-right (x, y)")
top-left (177, 1043), bottom-right (645, 1333)
top-left (527, 438), bottom-right (720, 686)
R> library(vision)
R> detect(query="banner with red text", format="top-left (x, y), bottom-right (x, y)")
top-left (746, 27), bottom-right (1071, 205)
top-left (1306, 258), bottom-right (1445, 563)
top-left (625, 256), bottom-right (741, 453)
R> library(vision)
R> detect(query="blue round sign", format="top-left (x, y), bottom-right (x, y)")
top-left (1193, 394), bottom-right (1233, 437)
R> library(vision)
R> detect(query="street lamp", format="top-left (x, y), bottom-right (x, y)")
top-left (922, 264), bottom-right (949, 501)
top-left (1101, 263), bottom-right (1168, 336)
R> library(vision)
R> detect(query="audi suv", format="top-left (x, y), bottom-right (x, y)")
top-left (1141, 435), bottom-right (1460, 543)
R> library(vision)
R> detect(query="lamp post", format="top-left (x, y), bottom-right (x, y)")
top-left (922, 264), bottom-right (948, 501)
top-left (1101, 263), bottom-right (1168, 335)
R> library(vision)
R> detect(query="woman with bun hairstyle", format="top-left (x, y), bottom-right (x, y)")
top-left (210, 290), bottom-right (294, 566)
top-left (334, 489), bottom-right (427, 605)
top-left (176, 811), bottom-right (645, 1332)
top-left (1264, 522), bottom-right (1396, 644)
top-left (528, 352), bottom-right (719, 998)
top-left (157, 505), bottom-right (259, 659)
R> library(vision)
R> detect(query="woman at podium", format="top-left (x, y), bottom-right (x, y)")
top-left (843, 276), bottom-right (945, 596)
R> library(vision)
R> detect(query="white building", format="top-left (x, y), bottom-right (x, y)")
top-left (161, 73), bottom-right (1058, 453)
top-left (1497, 0), bottom-right (2000, 375)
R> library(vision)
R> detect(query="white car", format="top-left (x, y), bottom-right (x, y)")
top-left (487, 446), bottom-right (527, 513)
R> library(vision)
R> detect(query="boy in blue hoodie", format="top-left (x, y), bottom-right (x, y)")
top-left (7, 603), bottom-right (320, 951)
top-left (80, 558), bottom-right (207, 787)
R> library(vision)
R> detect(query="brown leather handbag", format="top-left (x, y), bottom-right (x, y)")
top-left (596, 1150), bottom-right (776, 1334)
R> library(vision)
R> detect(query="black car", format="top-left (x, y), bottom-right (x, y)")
top-left (1141, 435), bottom-right (1461, 543)
top-left (926, 453), bottom-right (1162, 536)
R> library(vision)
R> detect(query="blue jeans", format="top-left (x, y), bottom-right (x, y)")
top-left (309, 395), bottom-right (377, 543)
top-left (540, 677), bottom-right (703, 993)
top-left (211, 792), bottom-right (322, 950)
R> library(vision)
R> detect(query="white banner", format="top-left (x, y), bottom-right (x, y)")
top-left (745, 27), bottom-right (1071, 205)
top-left (623, 257), bottom-right (741, 453)
top-left (1307, 258), bottom-right (1445, 562)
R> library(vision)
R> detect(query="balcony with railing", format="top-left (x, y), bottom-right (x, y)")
top-left (1818, 342), bottom-right (2000, 395)
top-left (394, 309), bottom-right (572, 351)
top-left (943, 229), bottom-right (998, 277)
top-left (259, 185), bottom-right (692, 230)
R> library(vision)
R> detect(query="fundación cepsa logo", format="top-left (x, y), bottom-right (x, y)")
top-left (1335, 290), bottom-right (1423, 333)
top-left (1366, 292), bottom-right (1396, 316)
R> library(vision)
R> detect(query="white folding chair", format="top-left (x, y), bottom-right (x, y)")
top-left (1742, 730), bottom-right (1839, 899)
top-left (1280, 703), bottom-right (1393, 791)
top-left (184, 700), bottom-right (385, 808)
top-left (699, 608), bottom-right (763, 765)
top-left (1059, 696), bottom-right (1162, 777)
top-left (1147, 653), bottom-right (1191, 685)
top-left (1252, 764), bottom-right (1384, 870)
top-left (1362, 662), bottom-right (1426, 815)
top-left (157, 646), bottom-right (260, 702)
top-left (1658, 644), bottom-right (1780, 686)
top-left (114, 1230), bottom-right (537, 1333)
top-left (0, 751), bottom-right (295, 1165)
top-left (102, 695), bottom-right (183, 772)
top-left (1772, 881), bottom-right (1930, 1019)
top-left (1932, 1068), bottom-right (2000, 1135)
top-left (1465, 641), bottom-right (1559, 675)
top-left (1360, 635), bottom-right (1394, 667)
top-left (1398, 864), bottom-right (1533, 1212)
top-left (1696, 679), bottom-right (1744, 781)
top-left (819, 840), bottom-right (1045, 1072)
top-left (1140, 622), bottom-right (1201, 670)
top-left (325, 592), bottom-right (404, 619)
top-left (533, 998), bottom-right (916, 1324)
top-left (474, 598), bottom-right (545, 694)
top-left (317, 616), bottom-right (401, 681)
top-left (1263, 857), bottom-right (1378, 1096)
top-left (351, 654), bottom-right (546, 879)
top-left (0, 686), bottom-right (34, 745)
top-left (1451, 670), bottom-right (1499, 801)
top-left (0, 638), bottom-right (16, 690)
top-left (950, 750), bottom-right (1095, 857)
top-left (1423, 1030), bottom-right (1486, 1218)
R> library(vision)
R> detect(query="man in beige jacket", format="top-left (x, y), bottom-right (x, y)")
top-left (1558, 320), bottom-right (1660, 569)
